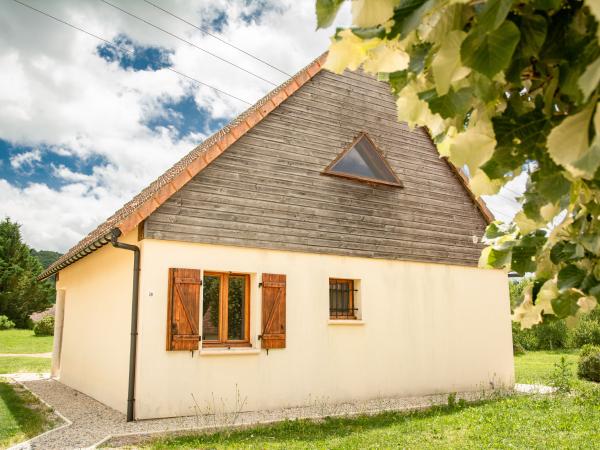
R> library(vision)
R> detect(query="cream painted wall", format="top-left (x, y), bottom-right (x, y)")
top-left (55, 231), bottom-right (138, 414)
top-left (133, 238), bottom-right (514, 420)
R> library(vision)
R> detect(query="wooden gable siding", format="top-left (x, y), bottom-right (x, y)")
top-left (144, 69), bottom-right (488, 266)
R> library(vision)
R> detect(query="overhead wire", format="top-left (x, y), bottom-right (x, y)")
top-left (502, 186), bottom-right (524, 197)
top-left (11, 0), bottom-right (253, 105)
top-left (9, 0), bottom-right (531, 226)
top-left (99, 0), bottom-right (280, 87)
top-left (141, 0), bottom-right (292, 77)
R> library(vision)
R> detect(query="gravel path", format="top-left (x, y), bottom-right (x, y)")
top-left (10, 375), bottom-right (518, 449)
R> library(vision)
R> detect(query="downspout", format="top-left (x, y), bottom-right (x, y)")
top-left (110, 228), bottom-right (140, 422)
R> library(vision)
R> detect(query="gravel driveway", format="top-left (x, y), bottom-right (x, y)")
top-left (10, 374), bottom-right (515, 449)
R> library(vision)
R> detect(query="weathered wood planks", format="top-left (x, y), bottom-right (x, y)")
top-left (145, 69), bottom-right (489, 266)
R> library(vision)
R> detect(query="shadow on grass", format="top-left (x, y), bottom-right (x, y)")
top-left (151, 396), bottom-right (512, 448)
top-left (0, 379), bottom-right (54, 444)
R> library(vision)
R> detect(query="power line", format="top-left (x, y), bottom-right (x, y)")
top-left (99, 0), bottom-right (279, 87)
top-left (11, 0), bottom-right (253, 105)
top-left (141, 0), bottom-right (292, 77)
top-left (502, 186), bottom-right (523, 197)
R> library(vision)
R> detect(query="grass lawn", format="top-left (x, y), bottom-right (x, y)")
top-left (0, 378), bottom-right (59, 448)
top-left (0, 329), bottom-right (53, 354)
top-left (140, 350), bottom-right (600, 449)
top-left (514, 349), bottom-right (580, 384)
top-left (0, 357), bottom-right (51, 375)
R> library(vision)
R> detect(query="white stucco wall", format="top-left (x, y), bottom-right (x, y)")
top-left (55, 231), bottom-right (137, 414)
top-left (130, 238), bottom-right (514, 420)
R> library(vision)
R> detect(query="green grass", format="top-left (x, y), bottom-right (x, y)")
top-left (514, 349), bottom-right (579, 384)
top-left (0, 329), bottom-right (53, 354)
top-left (0, 357), bottom-right (51, 374)
top-left (0, 378), bottom-right (59, 448)
top-left (139, 350), bottom-right (600, 449)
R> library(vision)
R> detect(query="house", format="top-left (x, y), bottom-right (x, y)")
top-left (39, 54), bottom-right (514, 422)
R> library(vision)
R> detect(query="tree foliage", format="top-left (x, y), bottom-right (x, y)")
top-left (316, 0), bottom-right (599, 328)
top-left (29, 249), bottom-right (62, 270)
top-left (0, 218), bottom-right (54, 327)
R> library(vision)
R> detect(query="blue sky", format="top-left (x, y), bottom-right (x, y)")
top-left (0, 0), bottom-right (521, 252)
top-left (0, 0), bottom-right (349, 251)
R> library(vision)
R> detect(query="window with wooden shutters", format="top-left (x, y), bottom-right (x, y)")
top-left (260, 273), bottom-right (286, 349)
top-left (167, 268), bottom-right (201, 351)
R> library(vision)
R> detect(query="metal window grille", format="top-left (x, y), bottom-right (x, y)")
top-left (329, 279), bottom-right (357, 319)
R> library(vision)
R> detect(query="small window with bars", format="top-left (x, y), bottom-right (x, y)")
top-left (329, 278), bottom-right (357, 319)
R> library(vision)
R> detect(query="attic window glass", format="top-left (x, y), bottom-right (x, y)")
top-left (324, 134), bottom-right (402, 187)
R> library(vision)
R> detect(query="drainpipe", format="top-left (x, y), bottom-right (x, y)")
top-left (110, 228), bottom-right (140, 422)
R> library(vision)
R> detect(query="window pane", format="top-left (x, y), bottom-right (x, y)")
top-left (202, 275), bottom-right (220, 341)
top-left (329, 136), bottom-right (398, 183)
top-left (228, 275), bottom-right (246, 340)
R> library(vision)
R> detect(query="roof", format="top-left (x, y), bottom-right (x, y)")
top-left (39, 52), bottom-right (493, 280)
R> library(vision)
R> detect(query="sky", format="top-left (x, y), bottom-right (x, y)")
top-left (0, 0), bottom-right (522, 253)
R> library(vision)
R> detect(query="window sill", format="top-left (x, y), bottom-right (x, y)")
top-left (199, 348), bottom-right (261, 356)
top-left (328, 319), bottom-right (365, 326)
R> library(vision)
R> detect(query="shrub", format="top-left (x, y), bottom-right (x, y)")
top-left (512, 318), bottom-right (570, 351)
top-left (571, 316), bottom-right (600, 347)
top-left (509, 278), bottom-right (571, 351)
top-left (0, 315), bottom-right (15, 330)
top-left (535, 319), bottom-right (570, 350)
top-left (549, 356), bottom-right (573, 393)
top-left (580, 344), bottom-right (600, 359)
top-left (513, 341), bottom-right (526, 355)
top-left (575, 383), bottom-right (600, 405)
top-left (512, 322), bottom-right (537, 351)
top-left (33, 315), bottom-right (54, 336)
top-left (577, 345), bottom-right (600, 383)
top-left (509, 278), bottom-right (530, 309)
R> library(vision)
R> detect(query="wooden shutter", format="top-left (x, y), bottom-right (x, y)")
top-left (260, 273), bottom-right (286, 349)
top-left (166, 268), bottom-right (201, 351)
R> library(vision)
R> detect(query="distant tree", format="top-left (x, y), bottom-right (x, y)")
top-left (30, 249), bottom-right (62, 270)
top-left (0, 218), bottom-right (54, 327)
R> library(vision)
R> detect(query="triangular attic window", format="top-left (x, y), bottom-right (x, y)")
top-left (323, 133), bottom-right (403, 187)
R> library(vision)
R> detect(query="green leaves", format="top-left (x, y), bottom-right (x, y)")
top-left (492, 106), bottom-right (551, 157)
top-left (0, 218), bottom-right (54, 328)
top-left (532, 0), bottom-right (562, 11)
top-left (419, 87), bottom-right (473, 119)
top-left (511, 231), bottom-right (547, 275)
top-left (550, 242), bottom-right (583, 264)
top-left (551, 290), bottom-right (581, 318)
top-left (316, 0), bottom-right (344, 28)
top-left (432, 30), bottom-right (469, 95)
top-left (547, 102), bottom-right (597, 178)
top-left (461, 20), bottom-right (521, 78)
top-left (320, 0), bottom-right (600, 324)
top-left (558, 264), bottom-right (586, 290)
top-left (352, 0), bottom-right (399, 28)
top-left (518, 14), bottom-right (548, 58)
top-left (388, 0), bottom-right (433, 39)
top-left (480, 146), bottom-right (523, 179)
top-left (581, 232), bottom-right (600, 254)
top-left (387, 70), bottom-right (409, 94)
top-left (478, 0), bottom-right (513, 31)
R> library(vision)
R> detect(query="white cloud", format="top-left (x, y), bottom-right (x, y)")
top-left (10, 149), bottom-right (42, 170)
top-left (482, 172), bottom-right (527, 223)
top-left (0, 0), bottom-right (351, 252)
